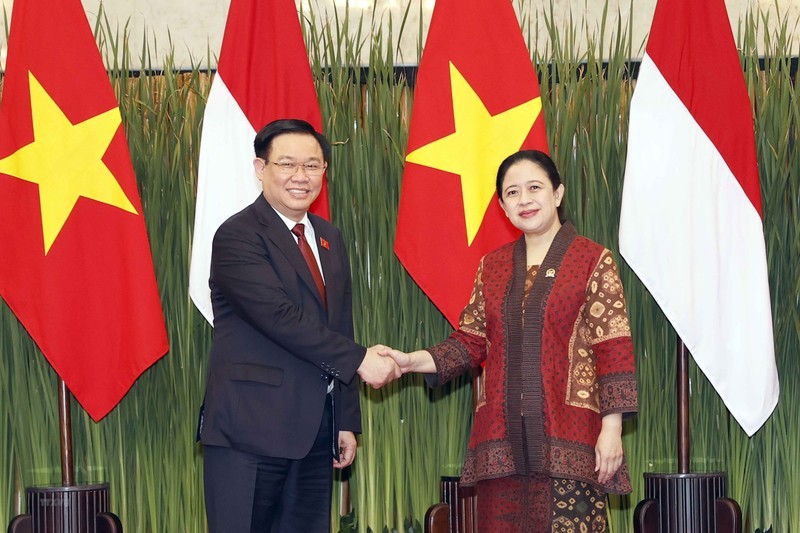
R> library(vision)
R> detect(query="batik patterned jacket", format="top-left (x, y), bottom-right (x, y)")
top-left (426, 223), bottom-right (638, 494)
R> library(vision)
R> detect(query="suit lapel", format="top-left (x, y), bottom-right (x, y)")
top-left (253, 196), bottom-right (327, 312)
top-left (312, 217), bottom-right (338, 321)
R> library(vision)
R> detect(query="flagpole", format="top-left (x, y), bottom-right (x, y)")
top-left (633, 336), bottom-right (743, 532)
top-left (677, 339), bottom-right (690, 474)
top-left (6, 378), bottom-right (126, 532)
top-left (58, 377), bottom-right (75, 486)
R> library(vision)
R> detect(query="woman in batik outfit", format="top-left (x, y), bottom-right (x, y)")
top-left (384, 150), bottom-right (638, 532)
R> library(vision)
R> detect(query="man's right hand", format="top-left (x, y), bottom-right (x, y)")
top-left (357, 345), bottom-right (401, 388)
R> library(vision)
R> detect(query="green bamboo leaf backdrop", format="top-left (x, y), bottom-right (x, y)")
top-left (0, 4), bottom-right (797, 532)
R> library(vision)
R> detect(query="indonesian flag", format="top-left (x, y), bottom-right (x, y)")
top-left (619, 0), bottom-right (779, 435)
top-left (395, 0), bottom-right (548, 327)
top-left (189, 0), bottom-right (327, 324)
top-left (0, 0), bottom-right (168, 420)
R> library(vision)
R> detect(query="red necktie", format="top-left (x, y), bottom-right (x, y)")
top-left (291, 223), bottom-right (327, 308)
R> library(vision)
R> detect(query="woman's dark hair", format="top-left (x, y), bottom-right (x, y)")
top-left (495, 149), bottom-right (565, 222)
top-left (253, 119), bottom-right (331, 162)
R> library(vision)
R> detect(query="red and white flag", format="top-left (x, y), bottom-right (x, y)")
top-left (189, 0), bottom-right (327, 324)
top-left (619, 0), bottom-right (778, 435)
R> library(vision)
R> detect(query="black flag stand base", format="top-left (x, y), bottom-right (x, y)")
top-left (633, 473), bottom-right (742, 532)
top-left (7, 484), bottom-right (122, 533)
top-left (6, 379), bottom-right (123, 533)
top-left (634, 341), bottom-right (743, 533)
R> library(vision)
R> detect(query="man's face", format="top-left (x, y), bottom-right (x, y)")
top-left (255, 133), bottom-right (325, 222)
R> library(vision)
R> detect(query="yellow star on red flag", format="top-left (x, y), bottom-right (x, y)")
top-left (395, 0), bottom-right (549, 327)
top-left (0, 0), bottom-right (168, 421)
top-left (0, 72), bottom-right (137, 254)
top-left (406, 62), bottom-right (541, 245)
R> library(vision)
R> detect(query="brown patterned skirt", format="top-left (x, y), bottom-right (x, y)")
top-left (475, 474), bottom-right (607, 532)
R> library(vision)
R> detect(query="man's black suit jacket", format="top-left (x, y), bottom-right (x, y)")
top-left (200, 195), bottom-right (365, 459)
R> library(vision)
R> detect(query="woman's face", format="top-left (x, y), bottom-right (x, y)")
top-left (498, 160), bottom-right (564, 236)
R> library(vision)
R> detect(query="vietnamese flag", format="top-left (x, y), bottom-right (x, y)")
top-left (188, 0), bottom-right (327, 325)
top-left (0, 0), bottom-right (169, 420)
top-left (394, 0), bottom-right (548, 327)
top-left (619, 0), bottom-right (779, 435)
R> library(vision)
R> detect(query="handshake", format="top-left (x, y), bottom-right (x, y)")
top-left (356, 345), bottom-right (413, 388)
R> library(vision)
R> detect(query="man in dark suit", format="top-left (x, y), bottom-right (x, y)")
top-left (200, 119), bottom-right (399, 532)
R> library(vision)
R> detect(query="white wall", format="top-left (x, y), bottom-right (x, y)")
top-left (0, 0), bottom-right (798, 70)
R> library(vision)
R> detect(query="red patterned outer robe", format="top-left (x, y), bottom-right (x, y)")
top-left (426, 223), bottom-right (638, 494)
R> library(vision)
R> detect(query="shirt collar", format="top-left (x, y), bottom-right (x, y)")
top-left (271, 207), bottom-right (312, 236)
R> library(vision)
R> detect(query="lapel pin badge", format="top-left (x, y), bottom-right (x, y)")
top-left (320, 237), bottom-right (330, 250)
top-left (545, 268), bottom-right (556, 278)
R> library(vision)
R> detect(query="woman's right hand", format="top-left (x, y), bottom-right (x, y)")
top-left (380, 347), bottom-right (413, 373)
top-left (380, 348), bottom-right (437, 374)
